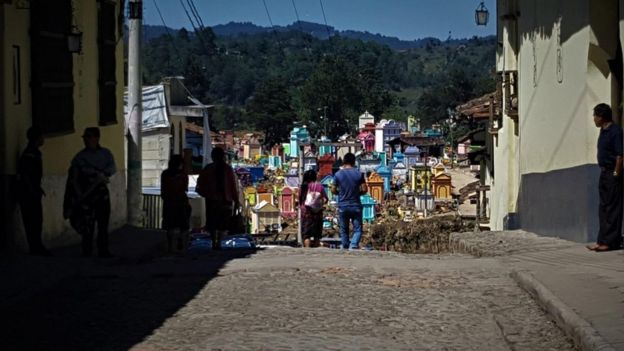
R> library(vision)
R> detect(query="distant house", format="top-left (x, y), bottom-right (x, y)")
top-left (357, 131), bottom-right (375, 153)
top-left (289, 126), bottom-right (310, 158)
top-left (407, 115), bottom-right (421, 135)
top-left (303, 151), bottom-right (318, 171)
top-left (358, 111), bottom-right (375, 130)
top-left (336, 134), bottom-right (359, 160)
top-left (250, 201), bottom-right (281, 234)
top-left (320, 175), bottom-right (335, 203)
top-left (391, 161), bottom-right (408, 183)
top-left (404, 146), bottom-right (421, 168)
top-left (317, 154), bottom-right (335, 178)
top-left (278, 187), bottom-right (296, 218)
top-left (124, 77), bottom-right (213, 186)
top-left (375, 119), bottom-right (404, 153)
top-left (242, 134), bottom-right (262, 160)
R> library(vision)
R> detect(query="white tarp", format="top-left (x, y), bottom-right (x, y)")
top-left (124, 85), bottom-right (169, 131)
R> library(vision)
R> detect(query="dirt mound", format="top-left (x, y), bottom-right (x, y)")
top-left (364, 215), bottom-right (473, 254)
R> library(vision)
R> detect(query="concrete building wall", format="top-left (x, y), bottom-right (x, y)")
top-left (1, 1), bottom-right (126, 251)
top-left (142, 131), bottom-right (171, 187)
top-left (492, 0), bottom-right (623, 242)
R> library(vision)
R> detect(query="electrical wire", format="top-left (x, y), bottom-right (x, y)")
top-left (319, 0), bottom-right (332, 39)
top-left (179, 0), bottom-right (211, 54)
top-left (262, 0), bottom-right (275, 28)
top-left (261, 0), bottom-right (283, 52)
top-left (152, 0), bottom-right (181, 55)
top-left (187, 0), bottom-right (206, 30)
top-left (291, 0), bottom-right (304, 32)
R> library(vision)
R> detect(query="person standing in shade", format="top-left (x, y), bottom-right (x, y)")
top-left (17, 126), bottom-right (50, 256)
top-left (64, 127), bottom-right (116, 258)
top-left (587, 103), bottom-right (623, 252)
top-left (161, 155), bottom-right (191, 254)
top-left (196, 147), bottom-right (240, 250)
top-left (331, 153), bottom-right (367, 250)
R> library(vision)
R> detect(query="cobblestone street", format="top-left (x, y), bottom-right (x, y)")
top-left (3, 247), bottom-right (575, 351)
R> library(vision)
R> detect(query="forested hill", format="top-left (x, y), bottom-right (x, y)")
top-left (140, 24), bottom-right (496, 145)
top-left (143, 21), bottom-right (491, 50)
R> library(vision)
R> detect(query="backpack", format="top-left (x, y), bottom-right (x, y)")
top-left (304, 184), bottom-right (324, 213)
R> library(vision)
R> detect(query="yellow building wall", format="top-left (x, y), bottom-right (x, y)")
top-left (4, 1), bottom-right (125, 175)
top-left (2, 1), bottom-right (126, 249)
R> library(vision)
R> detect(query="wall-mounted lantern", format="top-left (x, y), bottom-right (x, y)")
top-left (67, 26), bottom-right (83, 54)
top-left (475, 1), bottom-right (489, 26)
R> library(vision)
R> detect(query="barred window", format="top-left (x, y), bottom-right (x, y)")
top-left (30, 0), bottom-right (74, 134)
top-left (98, 0), bottom-right (118, 125)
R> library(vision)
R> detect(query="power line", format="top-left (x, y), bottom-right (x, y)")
top-left (179, 0), bottom-right (211, 54)
top-left (261, 0), bottom-right (283, 52)
top-left (179, 0), bottom-right (199, 33)
top-left (319, 0), bottom-right (332, 39)
top-left (291, 0), bottom-right (312, 55)
top-left (186, 0), bottom-right (205, 31)
top-left (291, 0), bottom-right (304, 32)
top-left (152, 0), bottom-right (180, 54)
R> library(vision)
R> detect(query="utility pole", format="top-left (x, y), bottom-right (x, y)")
top-left (297, 143), bottom-right (304, 246)
top-left (127, 0), bottom-right (143, 227)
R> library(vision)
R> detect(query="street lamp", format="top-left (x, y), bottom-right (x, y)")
top-left (67, 26), bottom-right (83, 54)
top-left (475, 1), bottom-right (489, 26)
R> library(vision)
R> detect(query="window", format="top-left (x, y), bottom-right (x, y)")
top-left (30, 0), bottom-right (74, 134)
top-left (12, 46), bottom-right (20, 104)
top-left (98, 0), bottom-right (118, 125)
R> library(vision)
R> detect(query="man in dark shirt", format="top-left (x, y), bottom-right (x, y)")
top-left (18, 126), bottom-right (50, 255)
top-left (331, 153), bottom-right (367, 250)
top-left (588, 103), bottom-right (623, 251)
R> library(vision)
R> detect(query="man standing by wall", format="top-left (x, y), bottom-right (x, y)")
top-left (588, 103), bottom-right (623, 251)
top-left (17, 127), bottom-right (50, 255)
top-left (332, 153), bottom-right (367, 250)
top-left (64, 127), bottom-right (116, 257)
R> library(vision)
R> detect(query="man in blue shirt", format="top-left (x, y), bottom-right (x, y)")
top-left (588, 103), bottom-right (623, 251)
top-left (332, 153), bottom-right (367, 249)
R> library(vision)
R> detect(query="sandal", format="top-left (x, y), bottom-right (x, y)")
top-left (586, 244), bottom-right (599, 251)
top-left (594, 245), bottom-right (611, 252)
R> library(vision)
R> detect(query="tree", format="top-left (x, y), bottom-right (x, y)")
top-left (246, 78), bottom-right (296, 146)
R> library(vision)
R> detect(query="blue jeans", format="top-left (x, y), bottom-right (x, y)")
top-left (339, 205), bottom-right (363, 249)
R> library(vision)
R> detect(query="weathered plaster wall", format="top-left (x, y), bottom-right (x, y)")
top-left (2, 1), bottom-right (126, 251)
top-left (493, 0), bottom-right (622, 242)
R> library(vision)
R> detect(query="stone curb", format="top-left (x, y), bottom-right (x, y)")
top-left (511, 270), bottom-right (615, 351)
top-left (449, 233), bottom-right (615, 351)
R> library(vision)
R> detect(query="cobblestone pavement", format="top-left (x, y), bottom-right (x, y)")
top-left (4, 248), bottom-right (575, 351)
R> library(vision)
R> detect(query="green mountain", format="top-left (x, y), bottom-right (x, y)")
top-left (139, 24), bottom-right (496, 144)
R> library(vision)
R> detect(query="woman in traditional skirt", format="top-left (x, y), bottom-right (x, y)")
top-left (299, 170), bottom-right (328, 247)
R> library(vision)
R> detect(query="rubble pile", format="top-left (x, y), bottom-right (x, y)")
top-left (364, 215), bottom-right (473, 254)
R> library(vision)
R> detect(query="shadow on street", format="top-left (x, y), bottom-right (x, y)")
top-left (2, 244), bottom-right (260, 351)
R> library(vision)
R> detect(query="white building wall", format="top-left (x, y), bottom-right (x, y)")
top-left (491, 0), bottom-right (622, 242)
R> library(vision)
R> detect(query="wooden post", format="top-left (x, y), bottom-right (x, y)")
top-left (474, 188), bottom-right (481, 233)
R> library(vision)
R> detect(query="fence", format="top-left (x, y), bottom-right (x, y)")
top-left (142, 189), bottom-right (163, 229)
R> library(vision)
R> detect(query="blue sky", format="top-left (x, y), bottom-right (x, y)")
top-left (144, 0), bottom-right (496, 40)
